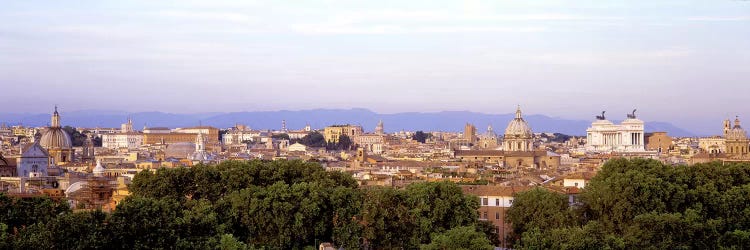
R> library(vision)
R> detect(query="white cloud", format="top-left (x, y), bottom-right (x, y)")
top-left (686, 16), bottom-right (750, 21)
top-left (152, 10), bottom-right (255, 23)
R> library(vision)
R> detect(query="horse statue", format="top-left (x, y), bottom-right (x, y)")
top-left (596, 111), bottom-right (606, 120)
top-left (627, 109), bottom-right (637, 119)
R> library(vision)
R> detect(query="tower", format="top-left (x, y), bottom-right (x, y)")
top-left (82, 133), bottom-right (95, 163)
top-left (121, 117), bottom-right (133, 133)
top-left (724, 119), bottom-right (732, 137)
top-left (281, 120), bottom-right (287, 132)
top-left (464, 123), bottom-right (477, 144)
top-left (195, 132), bottom-right (206, 152)
top-left (376, 120), bottom-right (384, 135)
top-left (51, 106), bottom-right (61, 128)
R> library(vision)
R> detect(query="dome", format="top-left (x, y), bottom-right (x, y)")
top-left (40, 106), bottom-right (72, 150)
top-left (40, 127), bottom-right (73, 149)
top-left (93, 160), bottom-right (105, 176)
top-left (505, 106), bottom-right (532, 137)
top-left (727, 117), bottom-right (747, 140)
top-left (481, 125), bottom-right (497, 139)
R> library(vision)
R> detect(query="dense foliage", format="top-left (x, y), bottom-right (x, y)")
top-left (0, 160), bottom-right (492, 249)
top-left (412, 131), bottom-right (431, 143)
top-left (507, 158), bottom-right (750, 249)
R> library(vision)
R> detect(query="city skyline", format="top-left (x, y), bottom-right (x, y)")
top-left (1, 1), bottom-right (749, 134)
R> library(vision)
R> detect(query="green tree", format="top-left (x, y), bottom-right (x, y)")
top-left (108, 196), bottom-right (182, 249)
top-left (405, 181), bottom-right (479, 245)
top-left (272, 133), bottom-right (290, 140)
top-left (421, 226), bottom-right (493, 250)
top-left (337, 134), bottom-right (352, 150)
top-left (506, 187), bottom-right (572, 245)
top-left (412, 131), bottom-right (431, 143)
top-left (299, 132), bottom-right (325, 147)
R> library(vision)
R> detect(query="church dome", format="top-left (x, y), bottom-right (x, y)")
top-left (727, 117), bottom-right (747, 140)
top-left (505, 106), bottom-right (532, 137)
top-left (40, 127), bottom-right (73, 149)
top-left (93, 160), bottom-right (105, 176)
top-left (40, 107), bottom-right (72, 149)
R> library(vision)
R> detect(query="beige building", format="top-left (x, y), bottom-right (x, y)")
top-left (645, 132), bottom-right (673, 153)
top-left (353, 134), bottom-right (385, 154)
top-left (478, 125), bottom-right (499, 149)
top-left (698, 136), bottom-right (725, 154)
top-left (323, 125), bottom-right (363, 143)
top-left (464, 123), bottom-right (477, 144)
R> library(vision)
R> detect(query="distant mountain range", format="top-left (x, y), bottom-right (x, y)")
top-left (0, 108), bottom-right (696, 137)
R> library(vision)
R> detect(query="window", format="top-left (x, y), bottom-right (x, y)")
top-left (482, 198), bottom-right (488, 206)
top-left (509, 199), bottom-right (514, 204)
top-left (495, 199), bottom-right (500, 206)
top-left (482, 212), bottom-right (488, 219)
top-left (574, 182), bottom-right (579, 187)
top-left (495, 212), bottom-right (500, 220)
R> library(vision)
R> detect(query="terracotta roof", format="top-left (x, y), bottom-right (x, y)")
top-left (455, 150), bottom-right (504, 156)
top-left (460, 185), bottom-right (533, 197)
top-left (563, 172), bottom-right (597, 180)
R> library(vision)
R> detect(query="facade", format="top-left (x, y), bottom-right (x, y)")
top-left (102, 132), bottom-right (144, 149)
top-left (143, 133), bottom-right (199, 145)
top-left (698, 136), bottom-right (725, 154)
top-left (725, 117), bottom-right (749, 157)
top-left (222, 130), bottom-right (263, 145)
top-left (353, 134), bottom-right (385, 154)
top-left (120, 117), bottom-right (134, 133)
top-left (39, 107), bottom-right (74, 164)
top-left (503, 106), bottom-right (533, 152)
top-left (174, 126), bottom-right (220, 145)
top-left (17, 140), bottom-right (50, 177)
top-left (585, 110), bottom-right (645, 153)
top-left (288, 143), bottom-right (307, 152)
top-left (323, 125), bottom-right (363, 143)
top-left (645, 132), bottom-right (673, 153)
top-left (478, 125), bottom-right (499, 149)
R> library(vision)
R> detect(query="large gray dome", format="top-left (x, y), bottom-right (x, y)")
top-left (504, 106), bottom-right (532, 137)
top-left (40, 107), bottom-right (72, 150)
top-left (40, 127), bottom-right (72, 149)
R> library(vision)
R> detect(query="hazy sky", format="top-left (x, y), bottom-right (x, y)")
top-left (0, 0), bottom-right (748, 133)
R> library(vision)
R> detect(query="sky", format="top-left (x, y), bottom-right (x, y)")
top-left (0, 0), bottom-right (748, 134)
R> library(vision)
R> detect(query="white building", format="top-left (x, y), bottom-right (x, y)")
top-left (222, 130), bottom-right (264, 145)
top-left (585, 110), bottom-right (646, 153)
top-left (354, 134), bottom-right (385, 154)
top-left (17, 140), bottom-right (49, 177)
top-left (102, 133), bottom-right (143, 149)
top-left (288, 142), bottom-right (307, 152)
